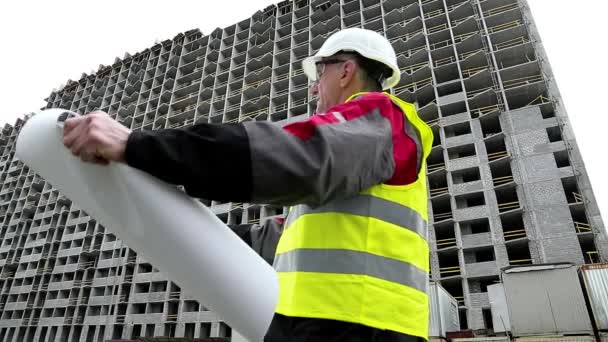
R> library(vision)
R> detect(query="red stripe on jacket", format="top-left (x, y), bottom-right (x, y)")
top-left (282, 93), bottom-right (417, 186)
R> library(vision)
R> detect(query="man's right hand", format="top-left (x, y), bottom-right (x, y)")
top-left (62, 111), bottom-right (132, 165)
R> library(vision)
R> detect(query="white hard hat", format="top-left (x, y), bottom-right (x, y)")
top-left (302, 28), bottom-right (400, 90)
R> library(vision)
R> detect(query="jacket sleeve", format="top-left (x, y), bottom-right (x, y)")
top-left (244, 94), bottom-right (396, 207)
top-left (124, 93), bottom-right (397, 206)
top-left (228, 218), bottom-right (284, 265)
top-left (125, 122), bottom-right (253, 202)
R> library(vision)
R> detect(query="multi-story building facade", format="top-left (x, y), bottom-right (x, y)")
top-left (0, 0), bottom-right (606, 340)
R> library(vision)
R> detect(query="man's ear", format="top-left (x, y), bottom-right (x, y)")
top-left (339, 60), bottom-right (357, 88)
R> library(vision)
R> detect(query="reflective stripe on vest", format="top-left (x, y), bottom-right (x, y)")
top-left (284, 193), bottom-right (428, 240)
top-left (273, 92), bottom-right (433, 339)
top-left (274, 248), bottom-right (429, 293)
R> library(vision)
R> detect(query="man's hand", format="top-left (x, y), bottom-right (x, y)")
top-left (62, 111), bottom-right (131, 164)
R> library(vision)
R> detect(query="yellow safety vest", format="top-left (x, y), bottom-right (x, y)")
top-left (273, 92), bottom-right (433, 339)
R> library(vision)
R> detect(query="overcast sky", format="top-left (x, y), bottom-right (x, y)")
top-left (0, 1), bottom-right (607, 224)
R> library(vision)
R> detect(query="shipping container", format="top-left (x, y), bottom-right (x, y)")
top-left (580, 263), bottom-right (608, 331)
top-left (514, 336), bottom-right (595, 342)
top-left (488, 283), bottom-right (511, 334)
top-left (429, 282), bottom-right (460, 338)
top-left (502, 263), bottom-right (593, 337)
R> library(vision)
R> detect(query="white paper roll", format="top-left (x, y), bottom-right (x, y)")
top-left (16, 109), bottom-right (278, 342)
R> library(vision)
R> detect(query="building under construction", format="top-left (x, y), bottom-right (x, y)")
top-left (0, 0), bottom-right (606, 340)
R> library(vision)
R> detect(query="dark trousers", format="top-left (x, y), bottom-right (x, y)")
top-left (264, 313), bottom-right (425, 342)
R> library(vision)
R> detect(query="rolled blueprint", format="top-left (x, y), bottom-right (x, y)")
top-left (16, 109), bottom-right (278, 342)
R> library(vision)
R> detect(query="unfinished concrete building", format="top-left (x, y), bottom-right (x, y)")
top-left (0, 0), bottom-right (606, 340)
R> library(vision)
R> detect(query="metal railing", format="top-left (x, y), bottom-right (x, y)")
top-left (487, 20), bottom-right (523, 34)
top-left (427, 163), bottom-right (446, 173)
top-left (571, 192), bottom-right (584, 204)
top-left (434, 55), bottom-right (456, 67)
top-left (453, 31), bottom-right (477, 43)
top-left (484, 2), bottom-right (519, 17)
top-left (495, 36), bottom-right (530, 50)
top-left (503, 229), bottom-right (526, 240)
top-left (470, 104), bottom-right (502, 117)
top-left (498, 201), bottom-right (520, 212)
top-left (389, 28), bottom-right (424, 43)
top-left (424, 117), bottom-right (440, 127)
top-left (574, 221), bottom-right (592, 233)
top-left (427, 23), bottom-right (448, 34)
top-left (436, 237), bottom-right (457, 248)
top-left (439, 266), bottom-right (461, 277)
top-left (394, 77), bottom-right (433, 93)
top-left (240, 108), bottom-right (268, 121)
top-left (509, 258), bottom-right (532, 265)
top-left (430, 186), bottom-right (449, 197)
top-left (488, 150), bottom-right (509, 161)
top-left (400, 61), bottom-right (429, 74)
top-left (424, 8), bottom-right (445, 19)
top-left (434, 212), bottom-right (453, 221)
top-left (493, 175), bottom-right (514, 186)
top-left (502, 74), bottom-right (543, 90)
top-left (586, 251), bottom-right (600, 264)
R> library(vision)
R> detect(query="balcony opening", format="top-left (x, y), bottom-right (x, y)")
top-left (460, 218), bottom-right (490, 235)
top-left (427, 148), bottom-right (446, 173)
top-left (431, 195), bottom-right (453, 222)
top-left (130, 325), bottom-right (142, 339)
top-left (490, 158), bottom-right (513, 187)
top-left (561, 176), bottom-right (583, 205)
top-left (145, 324), bottom-right (155, 338)
top-left (131, 303), bottom-right (145, 315)
top-left (434, 223), bottom-right (456, 249)
top-left (482, 308), bottom-right (494, 330)
top-left (440, 101), bottom-right (467, 117)
top-left (581, 239), bottom-right (600, 264)
top-left (151, 281), bottom-right (167, 293)
top-left (452, 167), bottom-right (480, 184)
top-left (135, 283), bottom-right (149, 294)
top-left (553, 150), bottom-right (571, 168)
top-left (200, 323), bottom-right (211, 338)
top-left (571, 206), bottom-right (591, 234)
top-left (500, 212), bottom-right (527, 241)
top-left (469, 275), bottom-right (500, 294)
top-left (429, 173), bottom-right (449, 198)
top-left (455, 192), bottom-right (485, 209)
top-left (506, 242), bottom-right (532, 266)
top-left (459, 309), bottom-right (468, 329)
top-left (479, 112), bottom-right (502, 138)
top-left (438, 250), bottom-right (460, 277)
top-left (437, 81), bottom-right (463, 97)
top-left (464, 246), bottom-right (495, 263)
top-left (137, 263), bottom-right (152, 274)
top-left (444, 121), bottom-right (471, 138)
top-left (448, 144), bottom-right (476, 160)
top-left (546, 126), bottom-right (563, 142)
top-left (184, 323), bottom-right (195, 338)
top-left (184, 300), bottom-right (199, 312)
top-left (432, 125), bottom-right (441, 147)
top-left (495, 187), bottom-right (520, 213)
top-left (441, 278), bottom-right (464, 306)
top-left (485, 137), bottom-right (508, 162)
top-left (148, 302), bottom-right (163, 314)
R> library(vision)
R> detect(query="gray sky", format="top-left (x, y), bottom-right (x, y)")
top-left (1, 1), bottom-right (607, 223)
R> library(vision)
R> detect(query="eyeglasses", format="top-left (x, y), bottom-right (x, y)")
top-left (314, 58), bottom-right (348, 80)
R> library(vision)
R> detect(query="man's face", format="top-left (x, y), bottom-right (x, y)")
top-left (310, 58), bottom-right (348, 114)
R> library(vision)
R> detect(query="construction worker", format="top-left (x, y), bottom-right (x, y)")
top-left (63, 28), bottom-right (433, 342)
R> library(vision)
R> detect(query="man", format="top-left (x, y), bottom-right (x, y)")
top-left (63, 28), bottom-right (433, 342)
